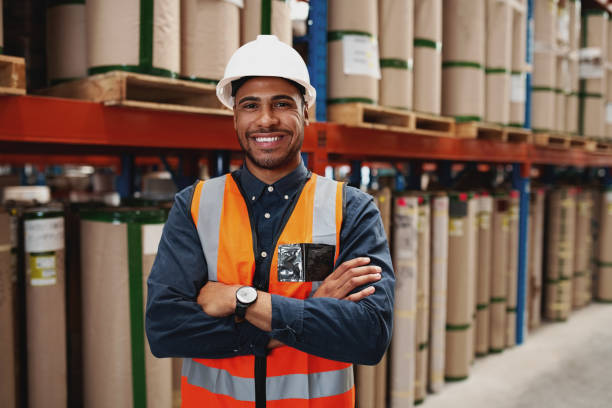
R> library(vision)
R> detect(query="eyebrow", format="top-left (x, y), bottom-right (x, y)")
top-left (237, 94), bottom-right (297, 105)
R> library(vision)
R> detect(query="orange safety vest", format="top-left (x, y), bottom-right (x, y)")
top-left (183, 172), bottom-right (355, 408)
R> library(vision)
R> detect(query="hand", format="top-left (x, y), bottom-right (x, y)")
top-left (197, 281), bottom-right (240, 317)
top-left (312, 257), bottom-right (381, 302)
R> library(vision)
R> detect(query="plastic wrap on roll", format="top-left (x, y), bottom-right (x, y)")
top-left (242, 0), bottom-right (291, 45)
top-left (413, 0), bottom-right (441, 114)
top-left (46, 2), bottom-right (87, 84)
top-left (428, 193), bottom-right (448, 393)
top-left (86, 0), bottom-right (180, 76)
top-left (181, 0), bottom-right (240, 82)
top-left (390, 195), bottom-right (418, 408)
top-left (442, 0), bottom-right (485, 121)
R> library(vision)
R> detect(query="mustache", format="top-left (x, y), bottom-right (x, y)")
top-left (246, 128), bottom-right (292, 138)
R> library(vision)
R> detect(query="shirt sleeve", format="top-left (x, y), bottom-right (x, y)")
top-left (269, 186), bottom-right (395, 365)
top-left (145, 183), bottom-right (271, 359)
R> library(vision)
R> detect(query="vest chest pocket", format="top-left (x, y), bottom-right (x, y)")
top-left (278, 243), bottom-right (335, 282)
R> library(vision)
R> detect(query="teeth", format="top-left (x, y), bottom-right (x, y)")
top-left (255, 136), bottom-right (281, 142)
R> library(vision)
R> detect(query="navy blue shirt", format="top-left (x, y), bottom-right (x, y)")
top-left (145, 162), bottom-right (395, 365)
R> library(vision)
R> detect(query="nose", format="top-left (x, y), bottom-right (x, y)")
top-left (255, 104), bottom-right (280, 128)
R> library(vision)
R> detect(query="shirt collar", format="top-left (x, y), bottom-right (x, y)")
top-left (237, 160), bottom-right (310, 201)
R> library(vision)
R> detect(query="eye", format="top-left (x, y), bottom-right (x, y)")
top-left (241, 102), bottom-right (258, 110)
top-left (274, 101), bottom-right (293, 108)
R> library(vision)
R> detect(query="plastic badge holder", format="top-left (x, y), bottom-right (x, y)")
top-left (278, 243), bottom-right (335, 282)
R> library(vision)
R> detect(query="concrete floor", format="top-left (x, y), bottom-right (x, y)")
top-left (423, 303), bottom-right (612, 408)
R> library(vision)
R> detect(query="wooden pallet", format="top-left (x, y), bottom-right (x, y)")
top-left (594, 139), bottom-right (612, 153)
top-left (327, 103), bottom-right (455, 137)
top-left (38, 71), bottom-right (231, 116)
top-left (503, 127), bottom-right (532, 143)
top-left (0, 55), bottom-right (26, 96)
top-left (570, 136), bottom-right (597, 152)
top-left (455, 122), bottom-right (504, 140)
top-left (532, 132), bottom-right (571, 149)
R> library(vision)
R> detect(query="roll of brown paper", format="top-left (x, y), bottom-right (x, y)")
top-left (0, 209), bottom-right (16, 408)
top-left (476, 194), bottom-right (493, 356)
top-left (86, 0), bottom-right (180, 76)
top-left (414, 195), bottom-right (430, 404)
top-left (597, 189), bottom-right (612, 301)
top-left (241, 0), bottom-right (292, 45)
top-left (81, 209), bottom-right (170, 408)
top-left (569, 0), bottom-right (581, 52)
top-left (485, 0), bottom-right (512, 124)
top-left (328, 0), bottom-right (379, 105)
top-left (390, 195), bottom-right (418, 408)
top-left (46, 2), bottom-right (87, 84)
top-left (490, 194), bottom-right (509, 352)
top-left (582, 93), bottom-right (605, 138)
top-left (555, 56), bottom-right (569, 132)
top-left (506, 192), bottom-right (519, 347)
top-left (428, 193), bottom-right (448, 393)
top-left (181, 0), bottom-right (240, 82)
top-left (532, 89), bottom-right (556, 132)
top-left (528, 188), bottom-right (545, 329)
top-left (533, 0), bottom-right (557, 47)
top-left (379, 0), bottom-right (413, 109)
top-left (442, 0), bottom-right (485, 121)
top-left (573, 189), bottom-right (594, 308)
top-left (23, 207), bottom-right (67, 408)
top-left (413, 0), bottom-right (441, 114)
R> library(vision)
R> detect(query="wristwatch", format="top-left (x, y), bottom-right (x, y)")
top-left (235, 286), bottom-right (258, 319)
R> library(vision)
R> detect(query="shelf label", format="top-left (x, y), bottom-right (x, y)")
top-left (29, 254), bottom-right (57, 286)
top-left (342, 35), bottom-right (381, 79)
top-left (511, 73), bottom-right (526, 103)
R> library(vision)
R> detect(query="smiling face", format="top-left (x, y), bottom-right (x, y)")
top-left (233, 76), bottom-right (308, 183)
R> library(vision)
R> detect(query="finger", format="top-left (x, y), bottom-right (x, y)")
top-left (339, 272), bottom-right (382, 296)
top-left (337, 264), bottom-right (382, 288)
top-left (328, 257), bottom-right (371, 280)
top-left (344, 286), bottom-right (376, 302)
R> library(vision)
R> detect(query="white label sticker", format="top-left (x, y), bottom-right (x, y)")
top-left (143, 224), bottom-right (164, 255)
top-left (557, 10), bottom-right (570, 44)
top-left (511, 74), bottom-right (526, 103)
top-left (449, 219), bottom-right (464, 237)
top-left (606, 103), bottom-right (612, 124)
top-left (25, 217), bottom-right (64, 253)
top-left (222, 0), bottom-right (244, 8)
top-left (579, 48), bottom-right (604, 79)
top-left (342, 35), bottom-right (381, 79)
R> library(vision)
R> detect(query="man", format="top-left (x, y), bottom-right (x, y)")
top-left (146, 35), bottom-right (395, 407)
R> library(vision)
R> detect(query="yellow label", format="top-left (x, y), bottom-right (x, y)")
top-left (449, 219), bottom-right (464, 236)
top-left (608, 203), bottom-right (612, 216)
top-left (29, 254), bottom-right (57, 286)
top-left (502, 214), bottom-right (510, 231)
top-left (479, 213), bottom-right (491, 230)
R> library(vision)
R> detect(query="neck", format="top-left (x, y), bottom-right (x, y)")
top-left (245, 156), bottom-right (301, 185)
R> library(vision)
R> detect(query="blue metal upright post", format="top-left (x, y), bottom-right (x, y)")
top-left (306, 0), bottom-right (328, 122)
top-left (117, 154), bottom-right (135, 199)
top-left (512, 163), bottom-right (530, 344)
top-left (349, 160), bottom-right (362, 188)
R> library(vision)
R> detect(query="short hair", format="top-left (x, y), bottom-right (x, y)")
top-left (231, 76), bottom-right (306, 105)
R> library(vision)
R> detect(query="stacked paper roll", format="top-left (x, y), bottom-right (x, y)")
top-left (81, 209), bottom-right (171, 408)
top-left (510, 5), bottom-right (527, 127)
top-left (357, 188), bottom-right (391, 408)
top-left (442, 0), bottom-right (486, 122)
top-left (46, 1), bottom-right (87, 84)
top-left (566, 54), bottom-right (580, 134)
top-left (428, 193), bottom-right (448, 393)
top-left (328, 0), bottom-right (379, 106)
top-left (573, 189), bottom-right (594, 308)
top-left (181, 0), bottom-right (241, 82)
top-left (379, 0), bottom-right (413, 109)
top-left (490, 194), bottom-right (509, 353)
top-left (555, 56), bottom-right (569, 132)
top-left (580, 12), bottom-right (608, 138)
top-left (414, 195), bottom-right (430, 404)
top-left (597, 189), bottom-right (612, 301)
top-left (607, 20), bottom-right (612, 139)
top-left (545, 188), bottom-right (576, 321)
top-left (242, 0), bottom-right (291, 45)
top-left (390, 195), bottom-right (418, 408)
top-left (528, 188), bottom-right (545, 329)
top-left (86, 0), bottom-right (180, 76)
top-left (475, 193), bottom-right (492, 356)
top-left (23, 207), bottom-right (67, 408)
top-left (445, 193), bottom-right (472, 381)
top-left (466, 194), bottom-right (478, 363)
top-left (413, 0), bottom-right (442, 114)
top-left (485, 0), bottom-right (512, 125)
top-left (568, 0), bottom-right (581, 51)
top-left (0, 210), bottom-right (16, 408)
top-left (591, 188), bottom-right (602, 299)
top-left (506, 191), bottom-right (519, 347)
top-left (532, 0), bottom-right (558, 132)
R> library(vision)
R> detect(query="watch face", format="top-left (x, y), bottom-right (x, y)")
top-left (237, 286), bottom-right (257, 304)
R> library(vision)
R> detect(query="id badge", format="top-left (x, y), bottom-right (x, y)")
top-left (277, 243), bottom-right (335, 282)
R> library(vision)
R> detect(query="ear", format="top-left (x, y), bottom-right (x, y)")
top-left (303, 103), bottom-right (310, 126)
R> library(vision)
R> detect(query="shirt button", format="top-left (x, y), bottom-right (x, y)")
top-left (261, 251), bottom-right (267, 258)
top-left (264, 212), bottom-right (271, 219)
top-left (251, 196), bottom-right (256, 201)
top-left (268, 186), bottom-right (274, 192)
top-left (284, 195), bottom-right (289, 200)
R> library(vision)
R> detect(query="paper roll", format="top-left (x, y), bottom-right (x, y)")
top-left (528, 188), bottom-right (545, 329)
top-left (86, 0), bottom-right (180, 76)
top-left (442, 66), bottom-right (485, 120)
top-left (531, 89), bottom-right (556, 132)
top-left (534, 0), bottom-right (557, 47)
top-left (490, 195), bottom-right (509, 352)
top-left (476, 195), bottom-right (493, 355)
top-left (533, 51), bottom-right (556, 88)
top-left (569, 0), bottom-right (581, 52)
top-left (414, 196), bottom-right (430, 403)
top-left (573, 190), bottom-right (593, 308)
top-left (46, 3), bottom-right (87, 84)
top-left (597, 190), bottom-right (612, 301)
top-left (241, 0), bottom-right (292, 46)
top-left (581, 94), bottom-right (605, 137)
top-left (506, 193), bottom-right (519, 347)
top-left (443, 0), bottom-right (485, 63)
top-left (181, 0), bottom-right (240, 81)
top-left (413, 0), bottom-right (441, 114)
top-left (486, 73), bottom-right (510, 124)
top-left (511, 2), bottom-right (527, 72)
top-left (0, 210), bottom-right (16, 408)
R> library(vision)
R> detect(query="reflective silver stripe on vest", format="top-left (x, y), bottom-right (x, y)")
top-left (182, 358), bottom-right (354, 401)
top-left (312, 176), bottom-right (339, 246)
top-left (197, 175), bottom-right (227, 282)
top-left (182, 358), bottom-right (256, 402)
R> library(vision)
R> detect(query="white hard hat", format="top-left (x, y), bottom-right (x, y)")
top-left (216, 35), bottom-right (316, 109)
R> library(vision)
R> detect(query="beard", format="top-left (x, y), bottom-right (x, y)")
top-left (239, 127), bottom-right (304, 170)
